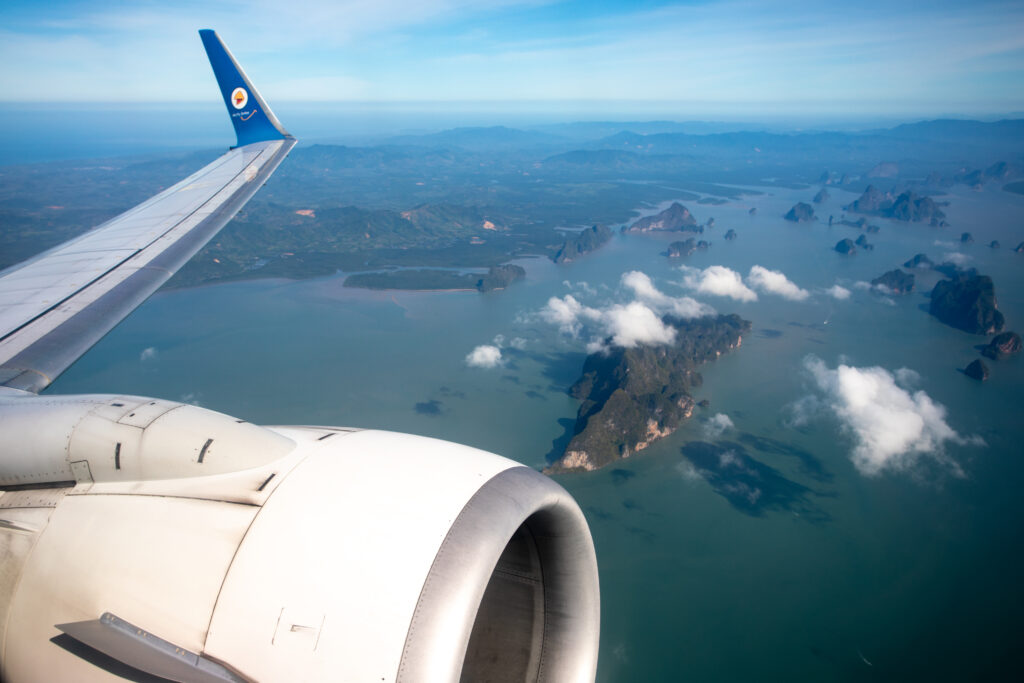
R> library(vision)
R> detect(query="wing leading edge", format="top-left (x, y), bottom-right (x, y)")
top-left (0, 30), bottom-right (295, 393)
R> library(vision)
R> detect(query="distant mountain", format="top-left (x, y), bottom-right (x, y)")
top-left (870, 119), bottom-right (1024, 146)
top-left (560, 120), bottom-right (1024, 178)
top-left (530, 120), bottom-right (770, 141)
top-left (543, 149), bottom-right (648, 166)
top-left (379, 126), bottom-right (567, 151)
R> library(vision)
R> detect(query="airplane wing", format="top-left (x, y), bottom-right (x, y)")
top-left (0, 29), bottom-right (295, 394)
top-left (0, 31), bottom-right (600, 683)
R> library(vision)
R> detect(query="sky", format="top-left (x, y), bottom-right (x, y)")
top-left (2, 0), bottom-right (1024, 118)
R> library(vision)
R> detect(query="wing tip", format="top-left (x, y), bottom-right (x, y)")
top-left (199, 28), bottom-right (291, 147)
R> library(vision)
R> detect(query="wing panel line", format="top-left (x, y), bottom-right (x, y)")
top-left (0, 138), bottom-right (294, 393)
top-left (0, 143), bottom-right (277, 349)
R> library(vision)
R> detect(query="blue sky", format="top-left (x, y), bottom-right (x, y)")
top-left (2, 0), bottom-right (1023, 117)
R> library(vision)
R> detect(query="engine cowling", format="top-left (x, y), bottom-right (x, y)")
top-left (0, 392), bottom-right (600, 682)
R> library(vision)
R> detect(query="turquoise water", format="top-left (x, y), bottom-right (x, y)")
top-left (49, 184), bottom-right (1024, 681)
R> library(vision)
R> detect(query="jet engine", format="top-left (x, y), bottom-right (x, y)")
top-left (0, 391), bottom-right (600, 682)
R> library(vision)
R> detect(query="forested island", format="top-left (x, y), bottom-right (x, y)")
top-left (982, 331), bottom-right (1022, 359)
top-left (344, 264), bottom-right (525, 292)
top-left (871, 269), bottom-right (914, 293)
top-left (623, 202), bottom-right (701, 233)
top-left (547, 314), bottom-right (750, 472)
top-left (930, 274), bottom-right (1005, 334)
top-left (552, 224), bottom-right (613, 263)
top-left (784, 202), bottom-right (815, 222)
top-left (845, 185), bottom-right (947, 224)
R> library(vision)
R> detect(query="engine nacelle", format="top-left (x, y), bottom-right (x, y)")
top-left (0, 393), bottom-right (599, 682)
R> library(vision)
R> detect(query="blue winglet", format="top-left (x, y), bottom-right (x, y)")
top-left (199, 29), bottom-right (291, 147)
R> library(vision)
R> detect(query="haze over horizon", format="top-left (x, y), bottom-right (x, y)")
top-left (3, 0), bottom-right (1024, 120)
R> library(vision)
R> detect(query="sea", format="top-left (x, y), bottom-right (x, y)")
top-left (40, 169), bottom-right (1024, 682)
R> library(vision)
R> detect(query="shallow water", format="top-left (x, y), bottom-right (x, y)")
top-left (49, 183), bottom-right (1024, 681)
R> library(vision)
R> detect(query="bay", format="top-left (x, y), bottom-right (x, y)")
top-left (48, 182), bottom-right (1024, 681)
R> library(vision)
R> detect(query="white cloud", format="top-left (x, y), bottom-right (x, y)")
top-left (540, 294), bottom-right (600, 337)
top-left (140, 347), bottom-right (158, 362)
top-left (679, 265), bottom-right (757, 302)
top-left (465, 345), bottom-right (503, 368)
top-left (942, 252), bottom-right (970, 265)
top-left (853, 281), bottom-right (872, 290)
top-left (542, 272), bottom-right (709, 351)
top-left (784, 395), bottom-right (822, 428)
top-left (564, 280), bottom-right (597, 296)
top-left (895, 368), bottom-right (920, 386)
top-left (676, 459), bottom-right (703, 482)
top-left (825, 284), bottom-right (851, 300)
top-left (718, 449), bottom-right (743, 468)
top-left (598, 301), bottom-right (677, 350)
top-left (747, 265), bottom-right (809, 301)
top-left (508, 337), bottom-right (528, 350)
top-left (621, 271), bottom-right (714, 318)
top-left (704, 413), bottom-right (735, 438)
top-left (803, 356), bottom-right (982, 476)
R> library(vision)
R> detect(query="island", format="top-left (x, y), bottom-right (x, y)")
top-left (904, 253), bottom-right (935, 269)
top-left (961, 232), bottom-right (974, 244)
top-left (813, 188), bottom-right (830, 204)
top-left (344, 264), bottom-right (525, 292)
top-left (477, 264), bottom-right (527, 292)
top-left (935, 262), bottom-right (977, 279)
top-left (546, 314), bottom-right (751, 472)
top-left (845, 185), bottom-right (947, 224)
top-left (784, 202), bottom-right (815, 222)
top-left (835, 238), bottom-right (856, 254)
top-left (624, 202), bottom-right (700, 233)
top-left (929, 274), bottom-right (1005, 334)
top-left (552, 224), bottom-right (613, 264)
top-left (871, 269), bottom-right (914, 293)
top-left (666, 239), bottom-right (696, 258)
top-left (855, 234), bottom-right (874, 250)
top-left (981, 331), bottom-right (1022, 360)
top-left (990, 240), bottom-right (1001, 249)
top-left (964, 359), bottom-right (989, 381)
top-left (846, 185), bottom-right (890, 213)
top-left (836, 217), bottom-right (867, 230)
top-left (724, 229), bottom-right (737, 241)
top-left (1016, 242), bottom-right (1024, 253)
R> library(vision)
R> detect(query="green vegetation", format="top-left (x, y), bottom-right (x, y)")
top-left (845, 186), bottom-right (947, 224)
top-left (343, 264), bottom-right (525, 291)
top-left (5, 119), bottom-right (1021, 291)
top-left (930, 274), bottom-right (1005, 335)
top-left (871, 269), bottom-right (915, 294)
top-left (552, 224), bottom-right (613, 263)
top-left (0, 139), bottom-right (756, 289)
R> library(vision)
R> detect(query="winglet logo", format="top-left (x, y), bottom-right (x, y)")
top-left (231, 87), bottom-right (248, 110)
